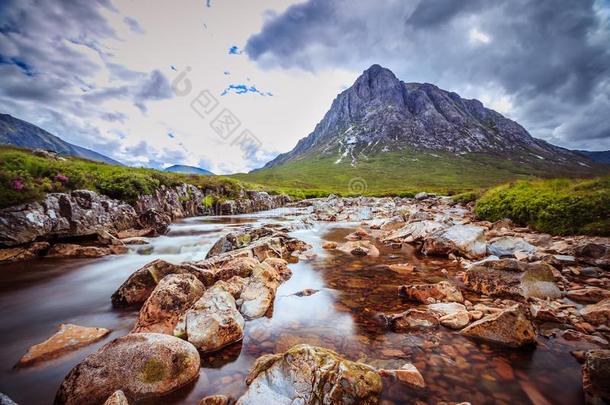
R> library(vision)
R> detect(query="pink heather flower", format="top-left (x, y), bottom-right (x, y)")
top-left (54, 173), bottom-right (69, 183)
top-left (11, 178), bottom-right (25, 191)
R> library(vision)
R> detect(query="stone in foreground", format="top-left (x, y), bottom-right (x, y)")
top-left (422, 224), bottom-right (487, 259)
top-left (237, 344), bottom-right (382, 405)
top-left (461, 305), bottom-right (536, 348)
top-left (54, 333), bottom-right (200, 405)
top-left (18, 323), bottom-right (110, 367)
top-left (379, 362), bottom-right (426, 389)
top-left (583, 350), bottom-right (610, 404)
top-left (198, 395), bottom-right (229, 405)
top-left (580, 298), bottom-right (610, 326)
top-left (103, 390), bottom-right (129, 405)
top-left (399, 281), bottom-right (464, 304)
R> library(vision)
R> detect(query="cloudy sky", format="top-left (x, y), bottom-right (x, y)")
top-left (0, 0), bottom-right (609, 173)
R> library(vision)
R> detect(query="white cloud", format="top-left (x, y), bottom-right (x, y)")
top-left (469, 28), bottom-right (491, 44)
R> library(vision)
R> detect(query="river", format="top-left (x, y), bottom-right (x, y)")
top-left (0, 207), bottom-right (584, 404)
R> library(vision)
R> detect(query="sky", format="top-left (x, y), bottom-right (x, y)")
top-left (0, 0), bottom-right (609, 173)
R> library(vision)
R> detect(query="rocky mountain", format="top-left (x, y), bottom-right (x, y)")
top-left (0, 113), bottom-right (121, 165)
top-left (577, 150), bottom-right (610, 164)
top-left (261, 65), bottom-right (593, 172)
top-left (164, 164), bottom-right (214, 175)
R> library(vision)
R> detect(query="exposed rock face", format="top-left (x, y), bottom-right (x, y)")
top-left (399, 281), bottom-right (464, 304)
top-left (580, 299), bottom-right (610, 326)
top-left (583, 350), bottom-right (610, 404)
top-left (461, 305), bottom-right (536, 348)
top-left (422, 224), bottom-right (487, 259)
top-left (132, 274), bottom-right (205, 334)
top-left (237, 344), bottom-right (382, 405)
top-left (54, 333), bottom-right (200, 405)
top-left (464, 259), bottom-right (562, 300)
top-left (0, 190), bottom-right (137, 247)
top-left (17, 323), bottom-right (110, 367)
top-left (180, 285), bottom-right (245, 353)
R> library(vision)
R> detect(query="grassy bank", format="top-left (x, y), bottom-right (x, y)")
top-left (474, 176), bottom-right (610, 236)
top-left (0, 146), bottom-right (243, 208)
top-left (233, 149), bottom-right (602, 197)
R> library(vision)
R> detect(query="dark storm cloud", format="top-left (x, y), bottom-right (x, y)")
top-left (246, 0), bottom-right (610, 150)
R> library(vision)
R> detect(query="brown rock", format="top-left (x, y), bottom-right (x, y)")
top-left (337, 240), bottom-right (380, 257)
top-left (198, 395), bottom-right (229, 405)
top-left (132, 274), bottom-right (205, 334)
top-left (18, 323), bottom-right (110, 367)
top-left (117, 228), bottom-right (155, 239)
top-left (46, 243), bottom-right (112, 258)
top-left (322, 241), bottom-right (337, 250)
top-left (388, 263), bottom-right (415, 273)
top-left (385, 309), bottom-right (439, 331)
top-left (379, 362), bottom-right (426, 389)
top-left (399, 281), bottom-right (464, 304)
top-left (54, 333), bottom-right (200, 405)
top-left (583, 350), bottom-right (610, 404)
top-left (0, 241), bottom-right (49, 263)
top-left (568, 287), bottom-right (610, 304)
top-left (461, 305), bottom-right (536, 348)
top-left (440, 311), bottom-right (470, 330)
top-left (580, 298), bottom-right (610, 326)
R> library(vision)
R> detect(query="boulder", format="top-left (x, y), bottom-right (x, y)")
top-left (112, 259), bottom-right (213, 307)
top-left (180, 285), bottom-right (245, 352)
top-left (580, 299), bottom-right (610, 326)
top-left (132, 274), bottom-right (205, 334)
top-left (426, 302), bottom-right (468, 317)
top-left (17, 323), bottom-right (110, 367)
top-left (487, 236), bottom-right (536, 257)
top-left (103, 390), bottom-right (129, 405)
top-left (399, 281), bottom-right (464, 304)
top-left (384, 309), bottom-right (439, 331)
top-left (239, 262), bottom-right (282, 320)
top-left (439, 311), bottom-right (471, 330)
top-left (382, 220), bottom-right (446, 244)
top-left (0, 241), bottom-right (49, 263)
top-left (464, 259), bottom-right (561, 300)
top-left (379, 363), bottom-right (426, 389)
top-left (205, 227), bottom-right (274, 258)
top-left (0, 190), bottom-right (137, 247)
top-left (46, 243), bottom-right (114, 258)
top-left (237, 344), bottom-right (382, 405)
top-left (0, 393), bottom-right (17, 405)
top-left (54, 333), bottom-right (200, 405)
top-left (137, 209), bottom-right (171, 236)
top-left (583, 350), bottom-right (610, 404)
top-left (422, 224), bottom-right (487, 259)
top-left (198, 395), bottom-right (229, 405)
top-left (461, 305), bottom-right (536, 348)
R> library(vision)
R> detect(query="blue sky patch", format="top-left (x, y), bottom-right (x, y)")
top-left (228, 45), bottom-right (241, 55)
top-left (221, 84), bottom-right (273, 97)
top-left (0, 54), bottom-right (34, 76)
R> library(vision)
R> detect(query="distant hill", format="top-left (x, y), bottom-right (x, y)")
top-left (576, 150), bottom-right (610, 164)
top-left (164, 164), bottom-right (214, 175)
top-left (0, 113), bottom-right (121, 165)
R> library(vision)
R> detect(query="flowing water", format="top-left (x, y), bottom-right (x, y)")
top-left (0, 208), bottom-right (584, 404)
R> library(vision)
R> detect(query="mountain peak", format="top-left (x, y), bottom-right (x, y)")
top-left (261, 65), bottom-right (592, 171)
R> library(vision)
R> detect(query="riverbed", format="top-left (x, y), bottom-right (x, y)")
top-left (0, 207), bottom-right (585, 404)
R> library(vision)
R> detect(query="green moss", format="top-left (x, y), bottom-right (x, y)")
top-left (475, 176), bottom-right (610, 236)
top-left (452, 190), bottom-right (481, 204)
top-left (201, 195), bottom-right (214, 208)
top-left (140, 358), bottom-right (167, 383)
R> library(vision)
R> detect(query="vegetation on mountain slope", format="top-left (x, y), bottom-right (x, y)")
top-left (0, 146), bottom-right (242, 208)
top-left (475, 176), bottom-right (610, 236)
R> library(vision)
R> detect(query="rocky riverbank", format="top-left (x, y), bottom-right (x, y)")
top-left (0, 185), bottom-right (289, 262)
top-left (4, 194), bottom-right (609, 404)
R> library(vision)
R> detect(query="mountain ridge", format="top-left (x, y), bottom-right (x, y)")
top-left (164, 164), bottom-right (214, 175)
top-left (261, 64), bottom-right (591, 171)
top-left (0, 113), bottom-right (121, 165)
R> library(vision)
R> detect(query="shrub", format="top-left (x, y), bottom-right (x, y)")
top-left (452, 190), bottom-right (480, 204)
top-left (475, 177), bottom-right (610, 236)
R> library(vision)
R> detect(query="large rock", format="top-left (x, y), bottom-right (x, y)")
top-left (180, 285), bottom-right (245, 352)
top-left (384, 309), bottom-right (439, 331)
top-left (422, 224), bottom-right (487, 259)
top-left (0, 241), bottom-right (49, 262)
top-left (382, 220), bottom-right (446, 244)
top-left (205, 227), bottom-right (274, 258)
top-left (580, 299), bottom-right (610, 326)
top-left (464, 259), bottom-right (561, 300)
top-left (379, 363), bottom-right (426, 389)
top-left (46, 243), bottom-right (118, 259)
top-left (398, 281), bottom-right (463, 304)
top-left (0, 190), bottom-right (137, 246)
top-left (103, 390), bottom-right (129, 405)
top-left (132, 274), bottom-right (205, 334)
top-left (237, 344), bottom-right (382, 405)
top-left (337, 240), bottom-right (380, 257)
top-left (583, 350), bottom-right (610, 404)
top-left (461, 305), bottom-right (536, 348)
top-left (18, 323), bottom-right (110, 367)
top-left (487, 236), bottom-right (536, 257)
top-left (239, 262), bottom-right (282, 319)
top-left (137, 209), bottom-right (171, 236)
top-left (112, 259), bottom-right (212, 307)
top-left (54, 333), bottom-right (200, 405)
